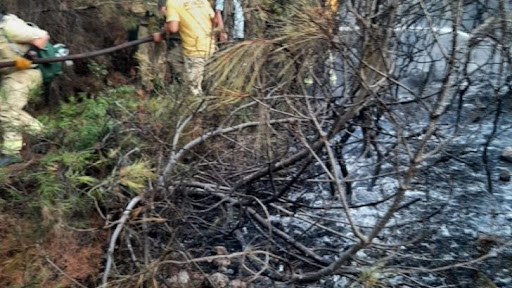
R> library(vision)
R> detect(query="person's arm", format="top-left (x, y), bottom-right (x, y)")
top-left (30, 34), bottom-right (50, 49)
top-left (153, 21), bottom-right (178, 42)
top-left (213, 0), bottom-right (227, 42)
top-left (3, 15), bottom-right (50, 48)
top-left (165, 21), bottom-right (179, 34)
top-left (214, 11), bottom-right (228, 42)
top-left (214, 9), bottom-right (223, 30)
top-left (153, 2), bottom-right (180, 42)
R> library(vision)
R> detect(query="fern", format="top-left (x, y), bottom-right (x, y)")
top-left (34, 172), bottom-right (63, 207)
top-left (39, 93), bottom-right (115, 150)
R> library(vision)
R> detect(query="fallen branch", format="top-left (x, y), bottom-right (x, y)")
top-left (178, 182), bottom-right (331, 266)
top-left (246, 206), bottom-right (330, 266)
top-left (158, 117), bottom-right (300, 187)
top-left (392, 241), bottom-right (512, 274)
top-left (102, 195), bottom-right (143, 285)
top-left (156, 250), bottom-right (283, 271)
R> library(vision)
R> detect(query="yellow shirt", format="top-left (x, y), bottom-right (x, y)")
top-left (166, 0), bottom-right (216, 57)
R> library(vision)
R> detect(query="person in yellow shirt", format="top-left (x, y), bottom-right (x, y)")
top-left (0, 10), bottom-right (50, 166)
top-left (154, 0), bottom-right (218, 96)
top-left (326, 0), bottom-right (338, 14)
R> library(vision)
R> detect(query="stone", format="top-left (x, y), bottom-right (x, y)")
top-left (499, 169), bottom-right (511, 182)
top-left (213, 246), bottom-right (231, 272)
top-left (207, 273), bottom-right (230, 288)
top-left (177, 270), bottom-right (191, 285)
top-left (168, 270), bottom-right (191, 288)
top-left (501, 147), bottom-right (512, 162)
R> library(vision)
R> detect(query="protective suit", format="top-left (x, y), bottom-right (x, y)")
top-left (0, 14), bottom-right (47, 159)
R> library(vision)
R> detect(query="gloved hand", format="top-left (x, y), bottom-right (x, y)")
top-left (14, 57), bottom-right (32, 70)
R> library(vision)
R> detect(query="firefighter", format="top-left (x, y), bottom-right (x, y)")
top-left (0, 10), bottom-right (50, 166)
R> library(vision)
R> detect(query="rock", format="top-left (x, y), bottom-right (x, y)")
top-left (177, 270), bottom-right (191, 285)
top-left (501, 147), bottom-right (512, 162)
top-left (207, 273), bottom-right (230, 288)
top-left (213, 246), bottom-right (231, 272)
top-left (499, 169), bottom-right (511, 182)
top-left (168, 270), bottom-right (191, 288)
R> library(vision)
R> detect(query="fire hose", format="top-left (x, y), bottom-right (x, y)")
top-left (0, 35), bottom-right (155, 68)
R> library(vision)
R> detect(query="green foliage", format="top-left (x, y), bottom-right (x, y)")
top-left (0, 167), bottom-right (11, 185)
top-left (124, 15), bottom-right (140, 31)
top-left (28, 84), bottom-right (44, 106)
top-left (40, 93), bottom-right (114, 150)
top-left (88, 60), bottom-right (109, 81)
top-left (34, 170), bottom-right (62, 204)
top-left (41, 151), bottom-right (96, 171)
top-left (30, 151), bottom-right (98, 217)
top-left (5, 86), bottom-right (162, 222)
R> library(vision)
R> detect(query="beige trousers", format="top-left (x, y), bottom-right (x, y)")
top-left (184, 56), bottom-right (208, 96)
top-left (0, 69), bottom-right (43, 155)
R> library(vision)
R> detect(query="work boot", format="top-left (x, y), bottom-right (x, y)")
top-left (0, 153), bottom-right (22, 167)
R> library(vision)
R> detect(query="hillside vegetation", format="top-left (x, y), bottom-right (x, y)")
top-left (1, 0), bottom-right (512, 287)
